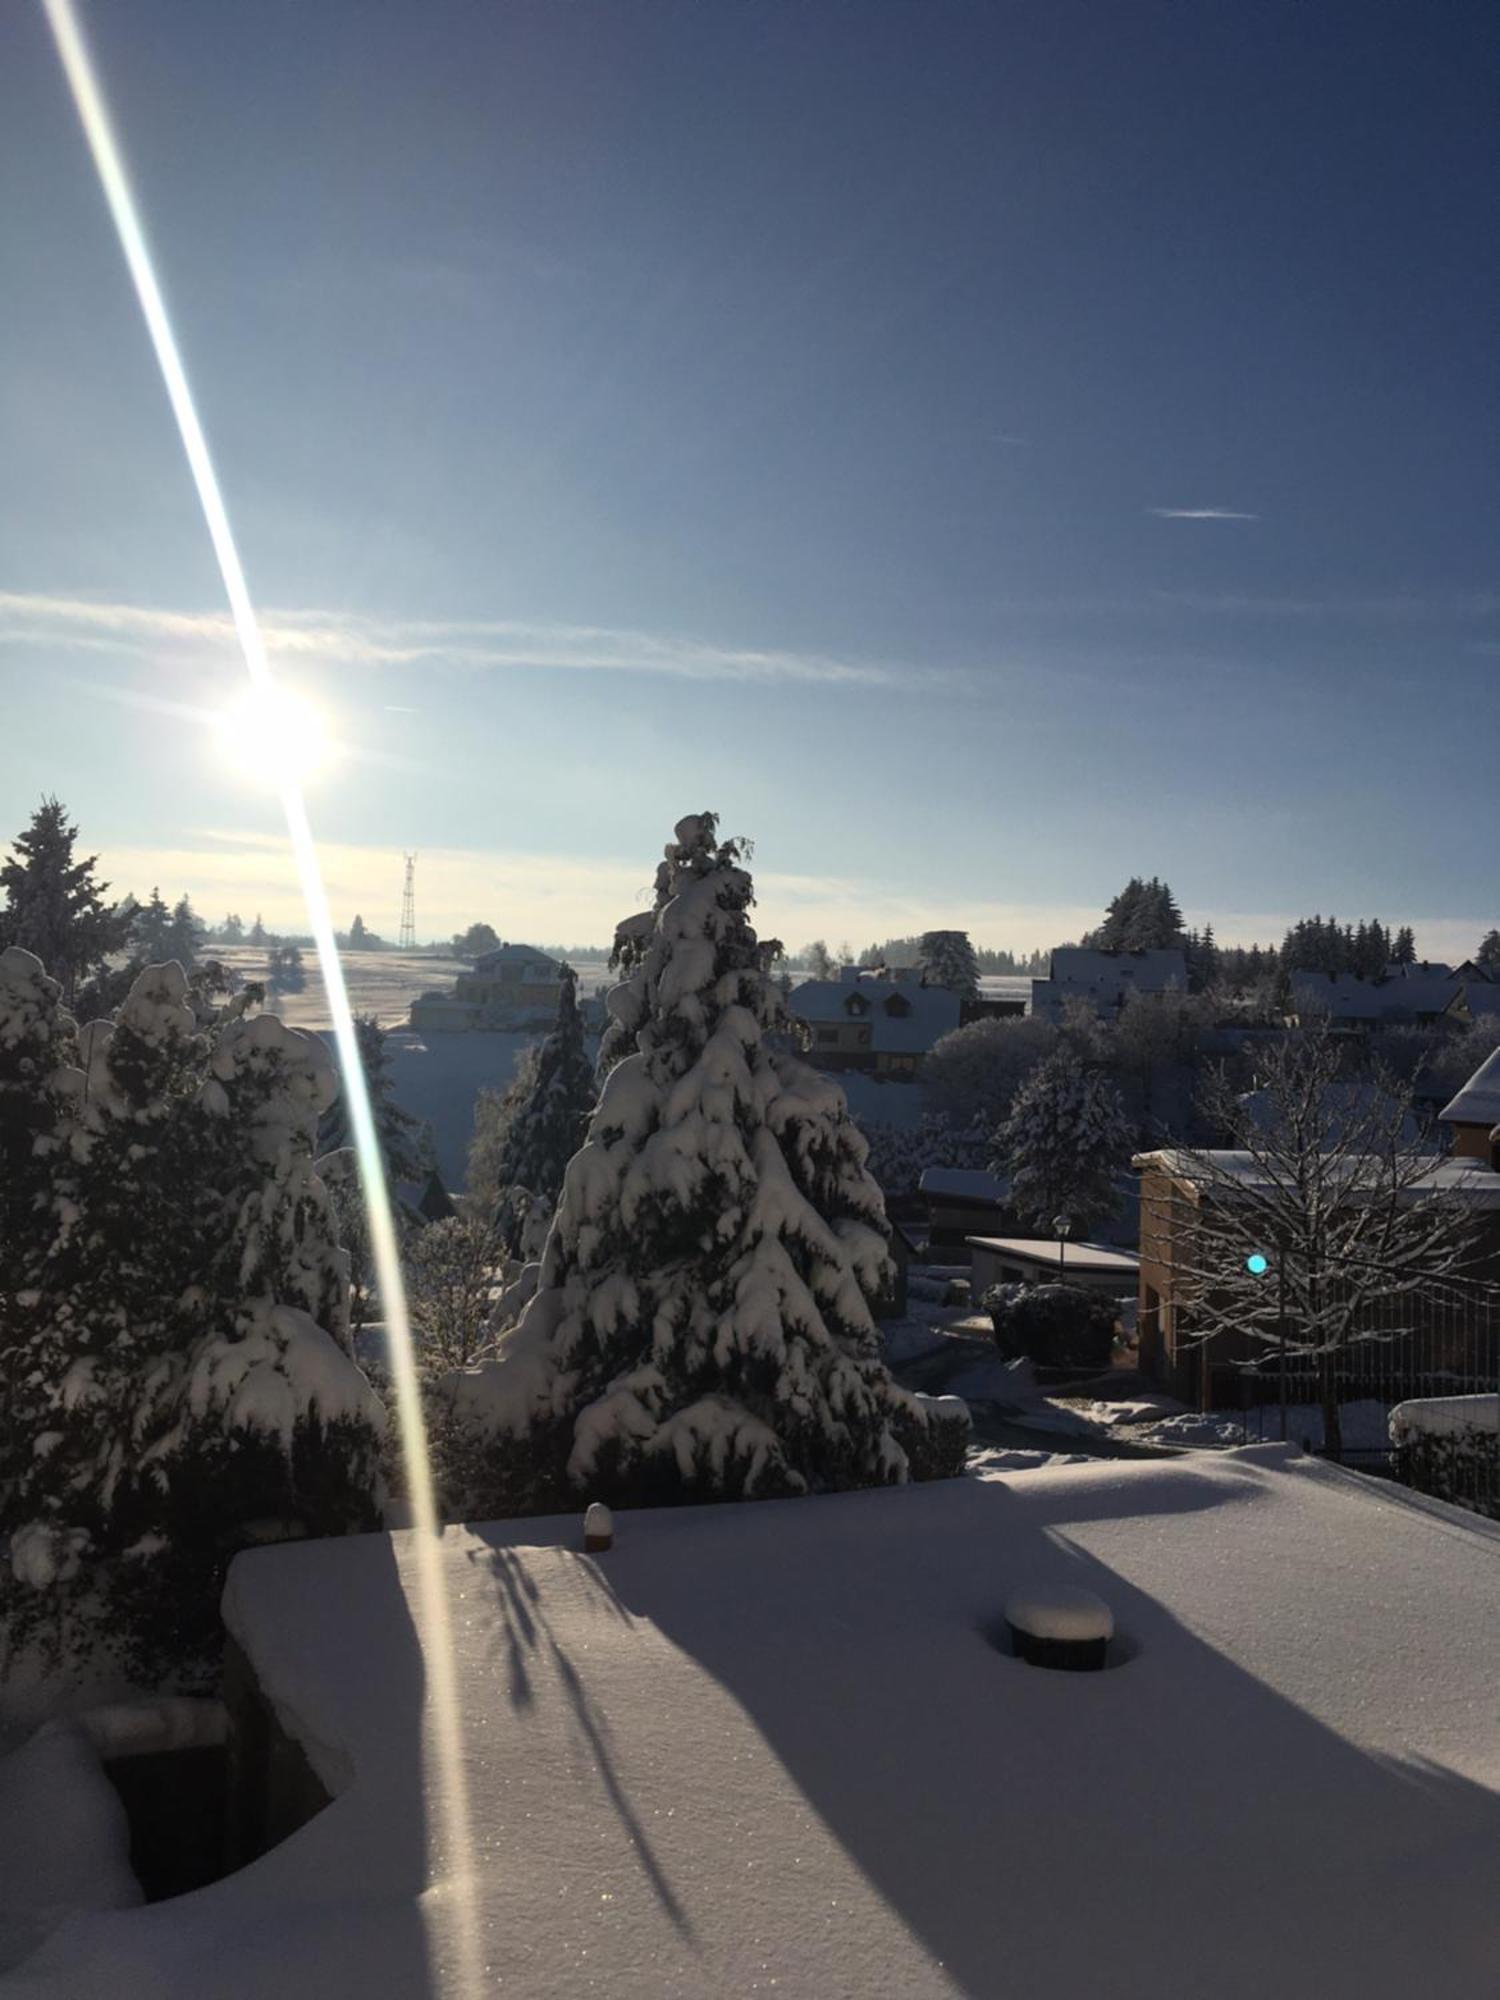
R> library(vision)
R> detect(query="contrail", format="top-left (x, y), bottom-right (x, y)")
top-left (39, 5), bottom-right (484, 1990)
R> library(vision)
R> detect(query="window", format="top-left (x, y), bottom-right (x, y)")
top-left (844, 994), bottom-right (869, 1016)
top-left (814, 1026), bottom-right (838, 1045)
top-left (884, 994), bottom-right (911, 1018)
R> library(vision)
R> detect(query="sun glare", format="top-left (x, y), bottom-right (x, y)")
top-left (214, 685), bottom-right (332, 786)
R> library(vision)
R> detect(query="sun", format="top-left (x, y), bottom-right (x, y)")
top-left (213, 684), bottom-right (333, 787)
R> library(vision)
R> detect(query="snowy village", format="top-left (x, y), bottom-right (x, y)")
top-left (3, 4), bottom-right (1498, 1997)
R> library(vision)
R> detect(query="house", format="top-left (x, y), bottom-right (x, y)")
top-left (409, 942), bottom-right (564, 1032)
top-left (1439, 1046), bottom-right (1500, 1168)
top-left (1286, 962), bottom-right (1482, 1029)
top-left (919, 1165), bottom-right (1014, 1246)
top-left (966, 1235), bottom-right (1139, 1300)
top-left (1029, 947), bottom-right (1187, 1023)
top-left (788, 966), bottom-right (961, 1076)
top-left (1133, 1146), bottom-right (1500, 1406)
top-left (30, 1454), bottom-right (1500, 1996)
top-left (1446, 981), bottom-right (1500, 1027)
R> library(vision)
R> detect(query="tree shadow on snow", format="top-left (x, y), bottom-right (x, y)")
top-left (559, 1462), bottom-right (1500, 1999)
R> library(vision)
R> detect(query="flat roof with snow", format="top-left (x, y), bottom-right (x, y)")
top-left (18, 1451), bottom-right (1500, 1998)
top-left (966, 1235), bottom-right (1140, 1273)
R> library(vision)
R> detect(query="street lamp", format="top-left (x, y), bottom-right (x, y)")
top-left (1052, 1212), bottom-right (1072, 1280)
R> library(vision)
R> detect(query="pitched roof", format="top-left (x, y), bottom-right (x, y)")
top-left (1134, 1147), bottom-right (1500, 1207)
top-left (1439, 1045), bottom-right (1500, 1130)
top-left (788, 976), bottom-right (961, 1053)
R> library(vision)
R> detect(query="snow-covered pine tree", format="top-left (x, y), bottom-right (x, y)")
top-left (1478, 930), bottom-right (1500, 974)
top-left (992, 1045), bottom-right (1132, 1232)
top-left (918, 930), bottom-right (980, 1002)
top-left (0, 961), bottom-right (383, 1680)
top-left (489, 967), bottom-right (595, 1257)
top-left (0, 799), bottom-right (136, 1002)
top-left (437, 813), bottom-right (968, 1517)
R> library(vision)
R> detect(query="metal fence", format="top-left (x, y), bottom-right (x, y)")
top-left (1202, 1269), bottom-right (1500, 1517)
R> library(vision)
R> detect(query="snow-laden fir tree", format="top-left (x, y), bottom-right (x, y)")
top-left (0, 958), bottom-right (383, 1680)
top-left (0, 799), bottom-right (135, 1003)
top-left (918, 930), bottom-right (980, 1002)
top-left (488, 966), bottom-right (595, 1257)
top-left (438, 813), bottom-right (968, 1516)
top-left (993, 1044), bottom-right (1133, 1233)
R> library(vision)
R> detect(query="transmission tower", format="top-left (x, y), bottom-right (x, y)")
top-left (399, 852), bottom-right (417, 951)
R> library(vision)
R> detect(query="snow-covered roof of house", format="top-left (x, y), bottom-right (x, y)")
top-left (1289, 969), bottom-right (1460, 1021)
top-left (1453, 982), bottom-right (1500, 1021)
top-left (1440, 1046), bottom-right (1500, 1130)
top-left (1134, 1148), bottom-right (1500, 1207)
top-left (22, 1451), bottom-right (1500, 1996)
top-left (472, 943), bottom-right (564, 977)
top-left (1045, 947), bottom-right (1187, 991)
top-left (788, 976), bottom-right (961, 1054)
top-left (966, 1236), bottom-right (1140, 1273)
top-left (918, 1166), bottom-right (1009, 1202)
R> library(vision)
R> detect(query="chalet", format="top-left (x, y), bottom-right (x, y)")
top-left (788, 966), bottom-right (960, 1076)
top-left (409, 942), bottom-right (564, 1032)
top-left (1134, 1146), bottom-right (1500, 1406)
top-left (1029, 947), bottom-right (1187, 1024)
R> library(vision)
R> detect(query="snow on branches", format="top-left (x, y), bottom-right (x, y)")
top-left (437, 813), bottom-right (968, 1516)
top-left (993, 1045), bottom-right (1133, 1231)
top-left (0, 957), bottom-right (382, 1681)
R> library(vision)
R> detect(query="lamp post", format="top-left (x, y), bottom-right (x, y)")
top-left (1052, 1212), bottom-right (1072, 1280)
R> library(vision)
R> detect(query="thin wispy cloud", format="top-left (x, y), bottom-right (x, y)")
top-left (0, 590), bottom-right (912, 689)
top-left (1147, 507), bottom-right (1260, 521)
top-left (990, 433), bottom-right (1030, 446)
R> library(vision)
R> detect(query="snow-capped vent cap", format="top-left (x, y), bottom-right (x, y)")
top-left (583, 1502), bottom-right (614, 1553)
top-left (1004, 1584), bottom-right (1114, 1672)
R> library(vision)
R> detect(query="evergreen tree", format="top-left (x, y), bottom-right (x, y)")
top-left (0, 960), bottom-right (382, 1678)
top-left (134, 887), bottom-right (173, 960)
top-left (918, 930), bottom-right (980, 1002)
top-left (347, 914), bottom-right (373, 950)
top-left (1086, 876), bottom-right (1186, 954)
top-left (1472, 931), bottom-right (1500, 974)
top-left (317, 1013), bottom-right (427, 1187)
top-left (249, 914), bottom-right (268, 947)
top-left (437, 812), bottom-right (968, 1516)
top-left (0, 799), bottom-right (135, 1001)
top-left (486, 967), bottom-right (596, 1256)
top-left (992, 1046), bottom-right (1132, 1231)
top-left (267, 943), bottom-right (306, 994)
top-left (221, 913), bottom-right (245, 945)
top-left (1391, 925), bottom-right (1418, 967)
top-left (166, 895), bottom-right (204, 967)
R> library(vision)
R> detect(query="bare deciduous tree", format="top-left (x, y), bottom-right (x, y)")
top-left (1144, 1027), bottom-right (1482, 1458)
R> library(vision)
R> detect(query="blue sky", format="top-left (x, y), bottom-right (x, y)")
top-left (1, 0), bottom-right (1495, 953)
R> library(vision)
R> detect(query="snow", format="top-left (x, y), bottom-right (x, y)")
top-left (1439, 1044), bottom-right (1500, 1129)
top-left (0, 1723), bottom-right (142, 1972)
top-left (1390, 1394), bottom-right (1499, 1444)
top-left (14, 1447), bottom-right (1500, 1996)
top-left (1004, 1582), bottom-right (1115, 1642)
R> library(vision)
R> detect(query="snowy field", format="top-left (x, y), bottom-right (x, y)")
top-left (13, 1448), bottom-right (1500, 1995)
top-left (212, 948), bottom-right (615, 1032)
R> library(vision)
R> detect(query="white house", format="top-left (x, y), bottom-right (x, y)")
top-left (1029, 947), bottom-right (1188, 1023)
top-left (788, 966), bottom-right (961, 1076)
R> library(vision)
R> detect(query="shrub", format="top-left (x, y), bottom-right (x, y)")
top-left (983, 1282), bottom-right (1117, 1372)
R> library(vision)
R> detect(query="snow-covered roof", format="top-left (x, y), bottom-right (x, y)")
top-left (918, 1166), bottom-right (1009, 1202)
top-left (24, 1451), bottom-right (1500, 1995)
top-left (966, 1236), bottom-right (1140, 1273)
top-left (789, 976), bottom-right (961, 1054)
top-left (1288, 968), bottom-right (1460, 1021)
top-left (472, 943), bottom-right (564, 977)
top-left (1134, 1148), bottom-right (1500, 1207)
top-left (1440, 1046), bottom-right (1500, 1130)
top-left (1031, 949), bottom-right (1187, 1017)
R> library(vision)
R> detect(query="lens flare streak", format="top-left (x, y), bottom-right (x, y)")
top-left (40, 4), bottom-right (484, 1990)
